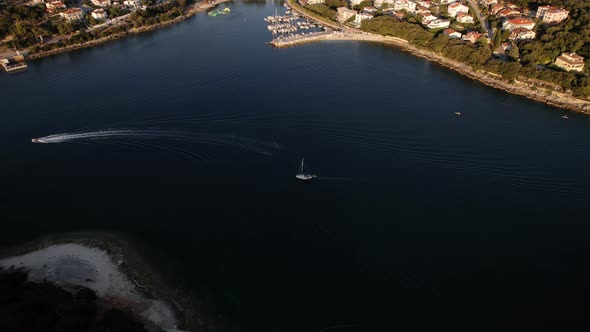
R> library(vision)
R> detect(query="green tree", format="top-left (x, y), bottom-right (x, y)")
top-left (507, 43), bottom-right (520, 60)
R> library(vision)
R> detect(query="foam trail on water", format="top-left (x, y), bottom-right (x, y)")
top-left (34, 129), bottom-right (280, 156)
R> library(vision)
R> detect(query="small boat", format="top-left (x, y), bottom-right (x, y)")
top-left (31, 138), bottom-right (48, 143)
top-left (295, 157), bottom-right (316, 181)
top-left (454, 112), bottom-right (461, 115)
top-left (562, 114), bottom-right (569, 119)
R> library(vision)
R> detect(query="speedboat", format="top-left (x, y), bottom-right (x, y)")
top-left (455, 112), bottom-right (462, 115)
top-left (296, 157), bottom-right (316, 181)
top-left (31, 138), bottom-right (47, 143)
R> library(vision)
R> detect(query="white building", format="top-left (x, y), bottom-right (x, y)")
top-left (443, 28), bottom-right (462, 38)
top-left (427, 19), bottom-right (450, 29)
top-left (421, 13), bottom-right (438, 23)
top-left (60, 8), bottom-right (84, 22)
top-left (417, 0), bottom-right (432, 8)
top-left (391, 0), bottom-right (416, 12)
top-left (536, 6), bottom-right (569, 24)
top-left (91, 8), bottom-right (108, 20)
top-left (91, 0), bottom-right (111, 7)
top-left (349, 0), bottom-right (363, 6)
top-left (462, 31), bottom-right (483, 43)
top-left (456, 12), bottom-right (474, 23)
top-left (45, 1), bottom-right (66, 12)
top-left (509, 28), bottom-right (535, 41)
top-left (123, 0), bottom-right (142, 9)
top-left (447, 2), bottom-right (469, 17)
top-left (502, 17), bottom-right (535, 30)
top-left (337, 7), bottom-right (357, 22)
top-left (555, 53), bottom-right (585, 72)
top-left (307, 0), bottom-right (325, 4)
top-left (354, 12), bottom-right (373, 26)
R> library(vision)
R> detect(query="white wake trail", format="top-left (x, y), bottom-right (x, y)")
top-left (34, 129), bottom-right (281, 156)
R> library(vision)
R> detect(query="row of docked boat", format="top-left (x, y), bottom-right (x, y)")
top-left (264, 14), bottom-right (300, 24)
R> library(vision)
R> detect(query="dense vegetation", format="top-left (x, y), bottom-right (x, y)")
top-left (362, 0), bottom-right (590, 99)
top-left (0, 0), bottom-right (188, 50)
top-left (308, 4), bottom-right (337, 22)
top-left (129, 0), bottom-right (184, 28)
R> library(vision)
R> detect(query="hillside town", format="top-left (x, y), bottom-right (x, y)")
top-left (298, 0), bottom-right (587, 74)
top-left (0, 0), bottom-right (197, 70)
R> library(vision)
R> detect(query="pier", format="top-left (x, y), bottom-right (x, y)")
top-left (1, 55), bottom-right (28, 73)
top-left (268, 30), bottom-right (333, 47)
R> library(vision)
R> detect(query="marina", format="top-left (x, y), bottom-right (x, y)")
top-left (265, 3), bottom-right (328, 47)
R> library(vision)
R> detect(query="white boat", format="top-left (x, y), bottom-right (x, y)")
top-left (295, 157), bottom-right (316, 181)
top-left (562, 114), bottom-right (569, 119)
top-left (31, 138), bottom-right (48, 143)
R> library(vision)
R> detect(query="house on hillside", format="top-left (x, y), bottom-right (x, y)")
top-left (91, 0), bottom-right (111, 7)
top-left (443, 28), bottom-right (462, 39)
top-left (498, 8), bottom-right (520, 18)
top-left (448, 2), bottom-right (469, 18)
top-left (393, 0), bottom-right (416, 12)
top-left (462, 31), bottom-right (483, 43)
top-left (536, 6), bottom-right (569, 24)
top-left (480, 0), bottom-right (498, 6)
top-left (60, 8), bottom-right (84, 21)
top-left (555, 53), bottom-right (585, 72)
top-left (123, 0), bottom-right (142, 10)
top-left (508, 27), bottom-right (535, 41)
top-left (502, 17), bottom-right (535, 30)
top-left (91, 8), bottom-right (108, 20)
top-left (354, 12), bottom-right (373, 26)
top-left (490, 3), bottom-right (504, 15)
top-left (456, 12), bottom-right (474, 24)
top-left (45, 1), bottom-right (66, 12)
top-left (427, 19), bottom-right (450, 29)
top-left (417, 0), bottom-right (432, 8)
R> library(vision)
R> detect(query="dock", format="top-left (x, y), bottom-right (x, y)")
top-left (268, 30), bottom-right (333, 48)
top-left (1, 55), bottom-right (28, 73)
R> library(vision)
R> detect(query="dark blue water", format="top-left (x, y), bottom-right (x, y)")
top-left (2, 1), bottom-right (590, 331)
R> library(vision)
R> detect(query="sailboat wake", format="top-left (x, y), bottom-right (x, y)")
top-left (32, 129), bottom-right (281, 156)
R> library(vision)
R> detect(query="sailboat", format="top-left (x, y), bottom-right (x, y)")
top-left (296, 157), bottom-right (316, 181)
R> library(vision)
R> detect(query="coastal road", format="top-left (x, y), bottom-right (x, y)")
top-left (466, 0), bottom-right (492, 39)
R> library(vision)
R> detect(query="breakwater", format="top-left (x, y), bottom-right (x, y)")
top-left (268, 30), bottom-right (332, 47)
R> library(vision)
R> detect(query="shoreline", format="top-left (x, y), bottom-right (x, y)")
top-left (0, 232), bottom-right (217, 332)
top-left (324, 33), bottom-right (590, 114)
top-left (28, 0), bottom-right (232, 61)
top-left (285, 1), bottom-right (590, 114)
